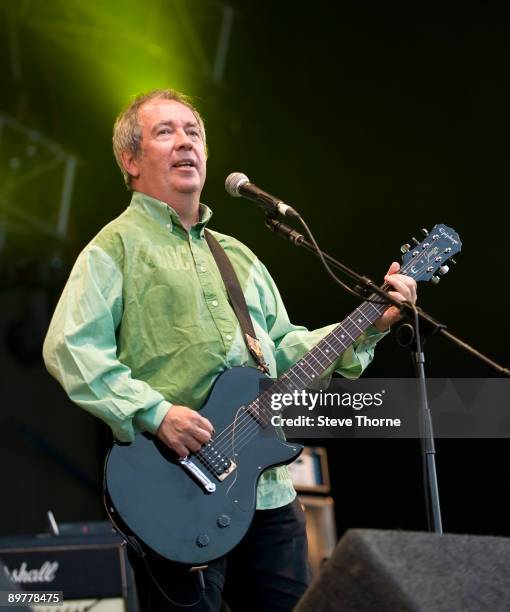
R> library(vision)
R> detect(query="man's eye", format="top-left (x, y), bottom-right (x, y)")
top-left (158, 128), bottom-right (171, 135)
top-left (188, 130), bottom-right (200, 138)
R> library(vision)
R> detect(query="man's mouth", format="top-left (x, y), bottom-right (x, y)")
top-left (173, 160), bottom-right (196, 168)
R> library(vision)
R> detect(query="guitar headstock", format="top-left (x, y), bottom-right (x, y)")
top-left (400, 224), bottom-right (462, 284)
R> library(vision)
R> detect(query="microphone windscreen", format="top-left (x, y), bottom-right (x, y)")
top-left (225, 172), bottom-right (250, 197)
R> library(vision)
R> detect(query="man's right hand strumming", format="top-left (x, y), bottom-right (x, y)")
top-left (156, 405), bottom-right (214, 458)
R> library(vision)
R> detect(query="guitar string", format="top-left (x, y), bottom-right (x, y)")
top-left (216, 247), bottom-right (452, 457)
top-left (196, 273), bottom-right (394, 458)
top-left (217, 253), bottom-right (444, 459)
top-left (198, 304), bottom-right (377, 454)
top-left (198, 257), bottom-right (425, 462)
top-left (196, 255), bottom-right (428, 464)
top-left (198, 274), bottom-right (395, 456)
top-left (212, 234), bottom-right (452, 456)
top-left (196, 296), bottom-right (387, 465)
top-left (194, 252), bottom-right (442, 469)
top-left (200, 299), bottom-right (386, 462)
top-left (224, 403), bottom-right (245, 498)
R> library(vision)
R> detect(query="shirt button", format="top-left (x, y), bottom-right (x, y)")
top-left (226, 334), bottom-right (233, 341)
top-left (166, 223), bottom-right (171, 229)
top-left (212, 300), bottom-right (218, 307)
top-left (200, 266), bottom-right (206, 272)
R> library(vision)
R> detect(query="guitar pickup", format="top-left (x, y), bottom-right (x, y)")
top-left (198, 441), bottom-right (238, 481)
top-left (216, 460), bottom-right (237, 481)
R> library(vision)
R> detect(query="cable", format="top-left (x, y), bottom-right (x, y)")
top-left (295, 214), bottom-right (395, 307)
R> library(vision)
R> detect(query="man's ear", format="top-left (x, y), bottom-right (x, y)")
top-left (121, 150), bottom-right (140, 180)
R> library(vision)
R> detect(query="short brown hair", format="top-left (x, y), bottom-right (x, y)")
top-left (112, 89), bottom-right (207, 189)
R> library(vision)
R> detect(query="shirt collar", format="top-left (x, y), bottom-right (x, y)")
top-left (129, 191), bottom-right (213, 237)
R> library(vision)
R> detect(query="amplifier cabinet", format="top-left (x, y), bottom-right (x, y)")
top-left (299, 495), bottom-right (337, 578)
top-left (0, 531), bottom-right (136, 611)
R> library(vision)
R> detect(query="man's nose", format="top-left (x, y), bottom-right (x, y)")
top-left (175, 129), bottom-right (193, 149)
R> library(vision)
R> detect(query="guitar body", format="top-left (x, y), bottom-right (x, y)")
top-left (104, 366), bottom-right (303, 565)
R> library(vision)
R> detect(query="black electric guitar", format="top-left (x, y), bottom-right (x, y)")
top-left (104, 224), bottom-right (461, 565)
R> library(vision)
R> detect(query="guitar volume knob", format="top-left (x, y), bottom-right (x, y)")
top-left (217, 514), bottom-right (231, 528)
top-left (196, 534), bottom-right (210, 547)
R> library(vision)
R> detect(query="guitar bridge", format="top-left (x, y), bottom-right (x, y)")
top-left (179, 457), bottom-right (216, 493)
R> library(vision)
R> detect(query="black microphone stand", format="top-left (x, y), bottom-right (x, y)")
top-left (397, 317), bottom-right (443, 533)
top-left (264, 215), bottom-right (510, 533)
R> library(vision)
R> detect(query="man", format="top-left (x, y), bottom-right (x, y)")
top-left (43, 89), bottom-right (417, 612)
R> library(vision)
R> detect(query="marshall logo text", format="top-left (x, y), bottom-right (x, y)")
top-left (3, 561), bottom-right (59, 584)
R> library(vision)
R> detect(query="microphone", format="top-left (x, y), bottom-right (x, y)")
top-left (225, 172), bottom-right (300, 219)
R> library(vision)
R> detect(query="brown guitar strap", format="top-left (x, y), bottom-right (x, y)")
top-left (204, 230), bottom-right (270, 376)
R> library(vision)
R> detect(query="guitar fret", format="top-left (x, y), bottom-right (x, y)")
top-left (284, 369), bottom-right (302, 388)
top-left (347, 316), bottom-right (364, 332)
top-left (335, 327), bottom-right (354, 342)
top-left (315, 344), bottom-right (335, 365)
top-left (307, 352), bottom-right (324, 372)
top-left (351, 321), bottom-right (364, 332)
top-left (294, 361), bottom-right (313, 380)
top-left (280, 372), bottom-right (297, 391)
top-left (314, 344), bottom-right (335, 364)
top-left (299, 359), bottom-right (320, 377)
top-left (304, 349), bottom-right (327, 376)
top-left (321, 337), bottom-right (336, 354)
top-left (288, 368), bottom-right (310, 388)
top-left (358, 308), bottom-right (374, 323)
top-left (365, 302), bottom-right (384, 317)
top-left (326, 336), bottom-right (348, 353)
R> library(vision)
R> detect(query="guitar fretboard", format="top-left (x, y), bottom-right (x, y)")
top-left (253, 293), bottom-right (388, 424)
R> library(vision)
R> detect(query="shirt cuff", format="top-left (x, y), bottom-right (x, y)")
top-left (134, 400), bottom-right (172, 435)
top-left (335, 325), bottom-right (389, 379)
top-left (360, 324), bottom-right (390, 344)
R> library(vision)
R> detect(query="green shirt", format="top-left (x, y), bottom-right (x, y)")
top-left (43, 191), bottom-right (386, 509)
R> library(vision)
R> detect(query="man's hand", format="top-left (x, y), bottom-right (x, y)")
top-left (373, 262), bottom-right (417, 332)
top-left (156, 405), bottom-right (214, 458)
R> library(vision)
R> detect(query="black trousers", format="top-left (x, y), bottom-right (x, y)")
top-left (128, 498), bottom-right (310, 612)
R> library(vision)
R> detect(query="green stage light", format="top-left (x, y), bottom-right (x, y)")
top-left (0, 0), bottom-right (216, 111)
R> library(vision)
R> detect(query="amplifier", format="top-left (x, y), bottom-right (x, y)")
top-left (288, 447), bottom-right (331, 493)
top-left (299, 495), bottom-right (337, 577)
top-left (0, 526), bottom-right (136, 611)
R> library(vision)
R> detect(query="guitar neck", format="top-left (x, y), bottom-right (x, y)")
top-left (279, 295), bottom-right (386, 390)
top-left (253, 293), bottom-right (387, 421)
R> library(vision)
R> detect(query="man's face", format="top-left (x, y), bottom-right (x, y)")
top-left (128, 98), bottom-right (207, 201)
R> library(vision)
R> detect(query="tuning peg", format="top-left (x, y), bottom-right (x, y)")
top-left (420, 228), bottom-right (429, 236)
top-left (412, 237), bottom-right (419, 245)
top-left (450, 258), bottom-right (457, 265)
top-left (400, 243), bottom-right (411, 253)
top-left (438, 265), bottom-right (449, 276)
top-left (431, 275), bottom-right (440, 285)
